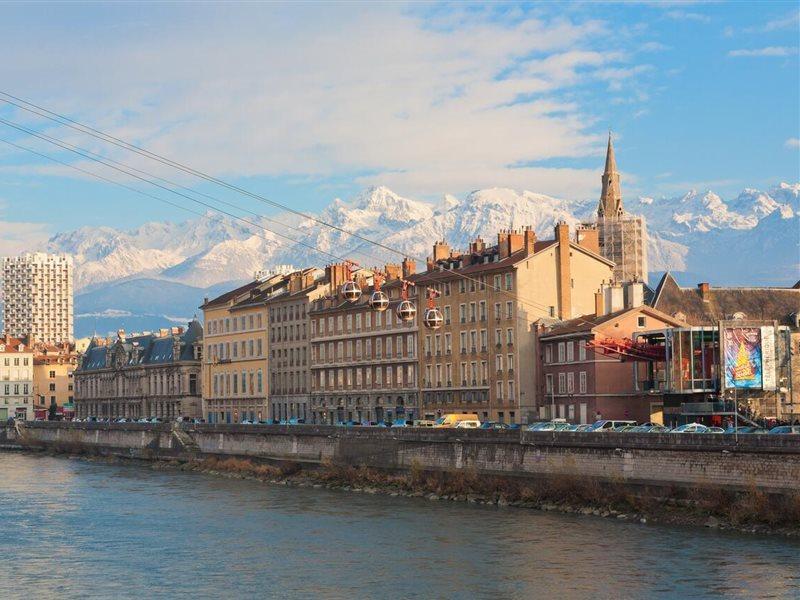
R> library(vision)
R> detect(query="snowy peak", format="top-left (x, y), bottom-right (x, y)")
top-left (40, 181), bottom-right (800, 291)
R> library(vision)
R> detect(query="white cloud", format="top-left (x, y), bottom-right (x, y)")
top-left (749, 10), bottom-right (800, 33)
top-left (0, 220), bottom-right (51, 255)
top-left (728, 46), bottom-right (799, 57)
top-left (665, 10), bottom-right (710, 23)
top-left (786, 138), bottom-right (800, 149)
top-left (639, 41), bottom-right (670, 52)
top-left (0, 5), bottom-right (653, 200)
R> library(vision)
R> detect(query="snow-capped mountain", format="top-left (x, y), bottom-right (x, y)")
top-left (43, 182), bottom-right (799, 295)
top-left (18, 181), bottom-right (796, 337)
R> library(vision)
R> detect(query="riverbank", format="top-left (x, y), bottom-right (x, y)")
top-left (31, 447), bottom-right (800, 537)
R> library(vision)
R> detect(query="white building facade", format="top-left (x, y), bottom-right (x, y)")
top-left (2, 253), bottom-right (74, 343)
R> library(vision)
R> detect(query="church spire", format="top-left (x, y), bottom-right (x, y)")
top-left (598, 131), bottom-right (623, 218)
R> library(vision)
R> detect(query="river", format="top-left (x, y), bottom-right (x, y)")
top-left (1, 453), bottom-right (798, 599)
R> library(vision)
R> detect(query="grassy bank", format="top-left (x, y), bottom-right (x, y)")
top-left (153, 456), bottom-right (800, 536)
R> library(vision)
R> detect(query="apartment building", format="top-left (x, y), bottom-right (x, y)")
top-left (0, 335), bottom-right (34, 420)
top-left (309, 262), bottom-right (419, 425)
top-left (413, 223), bottom-right (614, 424)
top-left (74, 323), bottom-right (203, 420)
top-left (265, 268), bottom-right (327, 422)
top-left (2, 253), bottom-right (74, 343)
top-left (32, 341), bottom-right (77, 417)
top-left (200, 273), bottom-right (290, 423)
top-left (538, 283), bottom-right (684, 424)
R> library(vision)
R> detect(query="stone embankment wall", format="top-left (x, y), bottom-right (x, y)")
top-left (2, 422), bottom-right (799, 494)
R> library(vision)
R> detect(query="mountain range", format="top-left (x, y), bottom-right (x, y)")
top-left (7, 182), bottom-right (799, 338)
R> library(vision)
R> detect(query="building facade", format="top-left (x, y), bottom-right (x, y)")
top-left (414, 223), bottom-right (614, 424)
top-left (201, 274), bottom-right (288, 423)
top-left (74, 322), bottom-right (203, 420)
top-left (2, 253), bottom-right (74, 343)
top-left (0, 336), bottom-right (34, 420)
top-left (538, 286), bottom-right (684, 425)
top-left (309, 262), bottom-right (418, 425)
top-left (650, 274), bottom-right (800, 423)
top-left (32, 341), bottom-right (77, 418)
top-left (266, 268), bottom-right (327, 422)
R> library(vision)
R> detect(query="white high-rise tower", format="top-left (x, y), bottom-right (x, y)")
top-left (2, 252), bottom-right (74, 343)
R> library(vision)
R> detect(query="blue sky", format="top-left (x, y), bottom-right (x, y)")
top-left (0, 1), bottom-right (798, 252)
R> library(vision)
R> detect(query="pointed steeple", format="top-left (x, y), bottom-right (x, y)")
top-left (598, 131), bottom-right (624, 218)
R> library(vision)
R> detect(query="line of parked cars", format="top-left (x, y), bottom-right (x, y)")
top-left (526, 419), bottom-right (800, 434)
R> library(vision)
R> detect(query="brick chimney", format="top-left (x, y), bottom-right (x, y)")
top-left (469, 237), bottom-right (486, 255)
top-left (385, 264), bottom-right (402, 281)
top-left (325, 263), bottom-right (350, 293)
top-left (426, 257), bottom-right (435, 272)
top-left (575, 226), bottom-right (600, 254)
top-left (594, 291), bottom-right (604, 317)
top-left (555, 222), bottom-right (572, 319)
top-left (402, 257), bottom-right (416, 278)
top-left (433, 241), bottom-right (450, 262)
top-left (523, 226), bottom-right (537, 256)
top-left (497, 230), bottom-right (510, 259)
top-left (698, 282), bottom-right (711, 302)
top-left (508, 229), bottom-right (524, 255)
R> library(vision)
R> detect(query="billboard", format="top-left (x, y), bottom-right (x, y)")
top-left (723, 327), bottom-right (762, 389)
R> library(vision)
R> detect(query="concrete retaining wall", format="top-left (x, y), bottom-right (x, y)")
top-left (3, 422), bottom-right (799, 494)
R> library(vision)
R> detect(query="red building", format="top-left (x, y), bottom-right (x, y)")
top-left (537, 285), bottom-right (684, 424)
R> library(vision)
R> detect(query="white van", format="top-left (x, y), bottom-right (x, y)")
top-left (454, 420), bottom-right (481, 429)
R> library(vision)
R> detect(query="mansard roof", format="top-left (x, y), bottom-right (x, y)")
top-left (79, 320), bottom-right (203, 371)
top-left (651, 272), bottom-right (800, 329)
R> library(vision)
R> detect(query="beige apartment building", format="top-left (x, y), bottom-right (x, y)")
top-left (2, 253), bottom-right (74, 343)
top-left (413, 223), bottom-right (614, 424)
top-left (265, 268), bottom-right (328, 422)
top-left (0, 335), bottom-right (34, 420)
top-left (32, 342), bottom-right (77, 417)
top-left (309, 262), bottom-right (419, 425)
top-left (201, 276), bottom-right (280, 424)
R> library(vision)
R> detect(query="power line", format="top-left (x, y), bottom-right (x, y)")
top-left (0, 96), bottom-right (616, 328)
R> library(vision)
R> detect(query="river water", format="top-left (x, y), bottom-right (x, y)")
top-left (1, 453), bottom-right (798, 600)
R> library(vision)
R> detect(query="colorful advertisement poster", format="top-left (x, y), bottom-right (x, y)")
top-left (723, 327), bottom-right (762, 389)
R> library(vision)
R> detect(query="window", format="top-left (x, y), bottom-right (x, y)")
top-left (444, 305), bottom-right (451, 324)
top-left (507, 354), bottom-right (514, 372)
top-left (638, 316), bottom-right (647, 328)
top-left (496, 381), bottom-right (503, 399)
top-left (506, 329), bottom-right (514, 345)
top-left (545, 345), bottom-right (552, 364)
top-left (494, 303), bottom-right (501, 320)
top-left (545, 373), bottom-right (553, 394)
top-left (494, 329), bottom-right (501, 346)
top-left (566, 341), bottom-right (574, 362)
top-left (558, 373), bottom-right (566, 394)
top-left (579, 371), bottom-right (587, 394)
top-left (558, 342), bottom-right (565, 362)
top-left (459, 304), bottom-right (466, 323)
top-left (578, 340), bottom-right (586, 361)
top-left (567, 372), bottom-right (574, 393)
top-left (505, 273), bottom-right (513, 290)
top-left (505, 301), bottom-right (513, 319)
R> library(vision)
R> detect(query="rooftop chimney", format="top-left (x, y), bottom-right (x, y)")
top-left (497, 231), bottom-right (510, 259)
top-left (402, 257), bottom-right (416, 278)
top-left (524, 226), bottom-right (537, 256)
top-left (433, 241), bottom-right (450, 262)
top-left (594, 291), bottom-right (604, 317)
top-left (385, 264), bottom-right (402, 281)
top-left (698, 282), bottom-right (711, 302)
top-left (555, 222), bottom-right (572, 319)
top-left (508, 229), bottom-right (524, 255)
top-left (575, 226), bottom-right (600, 254)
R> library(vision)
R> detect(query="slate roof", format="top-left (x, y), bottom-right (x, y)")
top-left (651, 272), bottom-right (800, 329)
top-left (78, 319), bottom-right (203, 371)
top-left (539, 305), bottom-right (684, 339)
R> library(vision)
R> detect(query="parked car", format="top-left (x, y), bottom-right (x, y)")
top-left (585, 420), bottom-right (636, 432)
top-left (527, 421), bottom-right (573, 432)
top-left (413, 419), bottom-right (436, 428)
top-left (768, 425), bottom-right (800, 435)
top-left (670, 423), bottom-right (709, 434)
top-left (434, 413), bottom-right (480, 428)
top-left (391, 420), bottom-right (409, 428)
top-left (480, 421), bottom-right (509, 430)
top-left (506, 423), bottom-right (522, 430)
top-left (706, 427), bottom-right (726, 434)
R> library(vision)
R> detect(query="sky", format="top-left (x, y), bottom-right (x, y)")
top-left (0, 1), bottom-right (798, 253)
